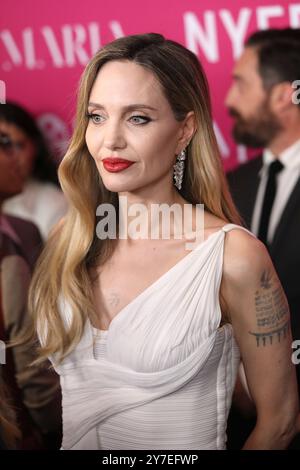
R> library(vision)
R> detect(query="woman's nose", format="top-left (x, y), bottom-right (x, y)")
top-left (103, 120), bottom-right (126, 150)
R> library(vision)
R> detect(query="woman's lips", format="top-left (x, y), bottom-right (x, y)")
top-left (102, 158), bottom-right (134, 173)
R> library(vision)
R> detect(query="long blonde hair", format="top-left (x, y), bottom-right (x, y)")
top-left (29, 33), bottom-right (241, 363)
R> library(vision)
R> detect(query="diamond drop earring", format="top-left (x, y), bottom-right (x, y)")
top-left (173, 148), bottom-right (186, 190)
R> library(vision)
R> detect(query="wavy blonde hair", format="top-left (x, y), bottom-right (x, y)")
top-left (29, 33), bottom-right (241, 363)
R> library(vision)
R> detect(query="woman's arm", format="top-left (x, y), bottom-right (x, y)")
top-left (221, 230), bottom-right (300, 449)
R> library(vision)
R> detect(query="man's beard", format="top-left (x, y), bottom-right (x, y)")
top-left (228, 99), bottom-right (282, 148)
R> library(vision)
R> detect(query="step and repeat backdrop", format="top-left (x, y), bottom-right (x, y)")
top-left (0, 0), bottom-right (298, 169)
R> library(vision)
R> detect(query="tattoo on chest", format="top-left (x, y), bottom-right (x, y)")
top-left (249, 269), bottom-right (289, 347)
top-left (107, 292), bottom-right (120, 307)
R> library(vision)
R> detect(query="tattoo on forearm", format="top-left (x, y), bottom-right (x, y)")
top-left (249, 269), bottom-right (290, 347)
top-left (249, 321), bottom-right (289, 346)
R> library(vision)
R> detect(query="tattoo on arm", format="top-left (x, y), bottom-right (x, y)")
top-left (249, 269), bottom-right (290, 347)
top-left (249, 322), bottom-right (289, 347)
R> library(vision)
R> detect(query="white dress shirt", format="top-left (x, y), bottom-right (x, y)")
top-left (251, 139), bottom-right (300, 244)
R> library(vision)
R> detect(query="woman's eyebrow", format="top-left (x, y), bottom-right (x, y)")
top-left (87, 102), bottom-right (158, 112)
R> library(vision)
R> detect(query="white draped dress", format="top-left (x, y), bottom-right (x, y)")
top-left (47, 224), bottom-right (254, 450)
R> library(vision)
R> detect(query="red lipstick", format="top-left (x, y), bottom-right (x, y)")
top-left (102, 158), bottom-right (134, 173)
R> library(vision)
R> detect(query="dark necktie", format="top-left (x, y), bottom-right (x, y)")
top-left (257, 159), bottom-right (284, 245)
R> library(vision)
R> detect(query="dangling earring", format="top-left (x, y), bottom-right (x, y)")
top-left (173, 148), bottom-right (186, 190)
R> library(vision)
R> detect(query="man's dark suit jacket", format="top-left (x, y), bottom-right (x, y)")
top-left (227, 156), bottom-right (300, 383)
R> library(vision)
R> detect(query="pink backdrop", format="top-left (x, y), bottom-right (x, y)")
top-left (0, 0), bottom-right (298, 169)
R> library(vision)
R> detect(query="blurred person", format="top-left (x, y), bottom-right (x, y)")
top-left (0, 376), bottom-right (21, 449)
top-left (0, 129), bottom-right (62, 449)
top-left (1, 102), bottom-right (68, 241)
top-left (28, 33), bottom-right (299, 450)
top-left (226, 27), bottom-right (300, 449)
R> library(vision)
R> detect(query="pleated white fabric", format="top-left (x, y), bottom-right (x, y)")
top-left (48, 224), bottom-right (254, 450)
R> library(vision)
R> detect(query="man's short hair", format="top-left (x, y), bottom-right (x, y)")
top-left (245, 28), bottom-right (300, 91)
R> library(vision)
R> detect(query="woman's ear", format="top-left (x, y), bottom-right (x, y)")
top-left (176, 111), bottom-right (197, 154)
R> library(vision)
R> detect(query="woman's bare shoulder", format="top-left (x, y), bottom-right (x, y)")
top-left (222, 227), bottom-right (272, 287)
top-left (220, 227), bottom-right (279, 326)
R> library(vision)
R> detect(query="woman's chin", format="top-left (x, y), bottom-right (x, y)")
top-left (101, 179), bottom-right (138, 194)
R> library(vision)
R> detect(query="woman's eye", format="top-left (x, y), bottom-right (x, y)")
top-left (87, 113), bottom-right (104, 124)
top-left (129, 115), bottom-right (151, 125)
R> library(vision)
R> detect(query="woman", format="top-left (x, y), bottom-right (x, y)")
top-left (1, 102), bottom-right (68, 240)
top-left (29, 33), bottom-right (299, 450)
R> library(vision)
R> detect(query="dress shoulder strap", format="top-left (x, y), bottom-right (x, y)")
top-left (221, 223), bottom-right (256, 238)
